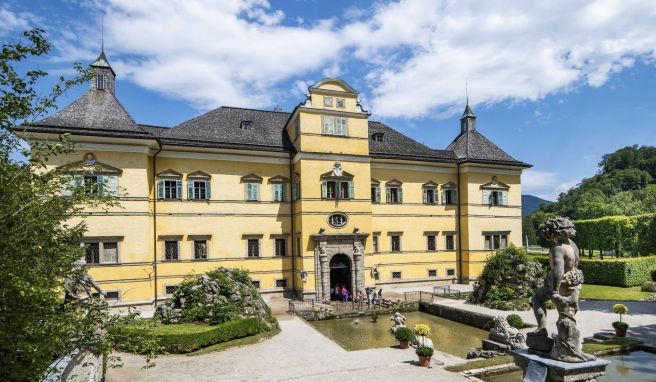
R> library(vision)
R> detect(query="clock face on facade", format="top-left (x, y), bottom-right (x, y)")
top-left (328, 212), bottom-right (348, 228)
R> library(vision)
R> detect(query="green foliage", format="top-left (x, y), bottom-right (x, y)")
top-left (394, 326), bottom-right (415, 342)
top-left (641, 282), bottom-right (656, 292)
top-left (578, 257), bottom-right (656, 287)
top-left (525, 145), bottom-right (656, 242)
top-left (612, 304), bottom-right (628, 323)
top-left (574, 214), bottom-right (656, 256)
top-left (612, 321), bottom-right (629, 330)
top-left (506, 314), bottom-right (523, 329)
top-left (159, 268), bottom-right (274, 326)
top-left (470, 245), bottom-right (545, 310)
top-left (119, 318), bottom-right (265, 354)
top-left (0, 28), bottom-right (158, 381)
top-left (416, 346), bottom-right (434, 357)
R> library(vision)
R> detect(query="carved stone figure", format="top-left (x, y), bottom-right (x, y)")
top-left (489, 316), bottom-right (527, 350)
top-left (64, 259), bottom-right (105, 303)
top-left (390, 312), bottom-right (407, 333)
top-left (332, 161), bottom-right (343, 177)
top-left (412, 335), bottom-right (434, 349)
top-left (529, 216), bottom-right (595, 362)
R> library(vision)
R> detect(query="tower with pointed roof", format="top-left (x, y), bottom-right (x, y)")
top-left (460, 102), bottom-right (476, 133)
top-left (90, 49), bottom-right (116, 94)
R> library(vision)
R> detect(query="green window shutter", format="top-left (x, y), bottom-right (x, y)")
top-left (157, 179), bottom-right (164, 199)
top-left (176, 180), bottom-right (182, 199)
top-left (483, 190), bottom-right (491, 205)
top-left (188, 180), bottom-right (194, 199)
top-left (205, 180), bottom-right (211, 199)
top-left (453, 190), bottom-right (458, 204)
top-left (386, 187), bottom-right (391, 203)
top-left (398, 187), bottom-right (403, 203)
top-left (423, 189), bottom-right (428, 204)
top-left (375, 186), bottom-right (380, 203)
top-left (321, 181), bottom-right (327, 199)
top-left (105, 175), bottom-right (118, 196)
top-left (441, 190), bottom-right (446, 205)
top-left (348, 181), bottom-right (354, 199)
top-left (501, 191), bottom-right (508, 205)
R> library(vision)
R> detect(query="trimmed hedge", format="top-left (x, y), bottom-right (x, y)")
top-left (575, 214), bottom-right (656, 256)
top-left (529, 255), bottom-right (656, 287)
top-left (121, 318), bottom-right (266, 354)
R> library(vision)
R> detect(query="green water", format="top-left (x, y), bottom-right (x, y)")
top-left (482, 351), bottom-right (656, 382)
top-left (307, 310), bottom-right (488, 358)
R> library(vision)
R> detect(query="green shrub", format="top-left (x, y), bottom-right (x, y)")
top-left (416, 346), bottom-right (434, 357)
top-left (119, 318), bottom-right (266, 354)
top-left (575, 214), bottom-right (656, 256)
top-left (470, 245), bottom-right (545, 311)
top-left (544, 299), bottom-right (556, 309)
top-left (612, 321), bottom-right (629, 330)
top-left (394, 326), bottom-right (415, 342)
top-left (641, 281), bottom-right (656, 292)
top-left (506, 314), bottom-right (523, 329)
top-left (578, 257), bottom-right (656, 287)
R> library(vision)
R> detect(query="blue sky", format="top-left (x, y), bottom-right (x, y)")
top-left (3, 0), bottom-right (656, 200)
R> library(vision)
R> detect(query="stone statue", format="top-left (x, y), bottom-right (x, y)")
top-left (64, 259), bottom-right (105, 303)
top-left (412, 335), bottom-right (434, 349)
top-left (489, 316), bottom-right (527, 350)
top-left (529, 216), bottom-right (595, 362)
top-left (390, 312), bottom-right (407, 333)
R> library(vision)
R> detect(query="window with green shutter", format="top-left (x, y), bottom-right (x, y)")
top-left (272, 183), bottom-right (285, 202)
top-left (245, 182), bottom-right (259, 201)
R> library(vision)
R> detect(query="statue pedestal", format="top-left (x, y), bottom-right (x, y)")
top-left (510, 349), bottom-right (610, 382)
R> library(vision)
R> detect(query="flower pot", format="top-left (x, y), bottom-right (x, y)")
top-left (418, 355), bottom-right (431, 367)
top-left (615, 327), bottom-right (627, 337)
top-left (399, 340), bottom-right (409, 349)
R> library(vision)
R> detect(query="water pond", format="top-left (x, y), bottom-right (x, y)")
top-left (307, 310), bottom-right (488, 358)
top-left (482, 350), bottom-right (656, 382)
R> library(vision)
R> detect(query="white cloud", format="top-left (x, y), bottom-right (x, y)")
top-left (0, 6), bottom-right (34, 36)
top-left (42, 0), bottom-right (656, 116)
top-left (522, 169), bottom-right (558, 191)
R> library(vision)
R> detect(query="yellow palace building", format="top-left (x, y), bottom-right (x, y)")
top-left (19, 50), bottom-right (530, 309)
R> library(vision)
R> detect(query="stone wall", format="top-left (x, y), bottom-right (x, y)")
top-left (41, 350), bottom-right (103, 382)
top-left (419, 302), bottom-right (496, 330)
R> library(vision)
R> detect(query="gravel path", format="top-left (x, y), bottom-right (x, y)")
top-left (107, 315), bottom-right (471, 382)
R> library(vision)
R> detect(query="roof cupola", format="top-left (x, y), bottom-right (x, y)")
top-left (460, 101), bottom-right (476, 133)
top-left (90, 48), bottom-right (116, 94)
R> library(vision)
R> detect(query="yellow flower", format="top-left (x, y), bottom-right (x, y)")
top-left (414, 324), bottom-right (431, 336)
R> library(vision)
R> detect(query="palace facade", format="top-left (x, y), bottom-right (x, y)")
top-left (19, 51), bottom-right (530, 308)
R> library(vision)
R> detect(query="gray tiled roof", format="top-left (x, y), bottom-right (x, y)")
top-left (158, 107), bottom-right (293, 152)
top-left (446, 129), bottom-right (529, 166)
top-left (35, 89), bottom-right (148, 135)
top-left (368, 121), bottom-right (458, 162)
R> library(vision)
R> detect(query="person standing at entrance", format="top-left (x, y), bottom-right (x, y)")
top-left (341, 286), bottom-right (348, 302)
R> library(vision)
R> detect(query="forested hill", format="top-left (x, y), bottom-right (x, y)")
top-left (536, 145), bottom-right (656, 220)
top-left (522, 195), bottom-right (553, 217)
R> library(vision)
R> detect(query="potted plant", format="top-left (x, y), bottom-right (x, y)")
top-left (394, 326), bottom-right (414, 349)
top-left (612, 303), bottom-right (629, 337)
top-left (416, 346), bottom-right (434, 367)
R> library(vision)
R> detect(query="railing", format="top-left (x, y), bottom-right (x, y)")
top-left (403, 291), bottom-right (435, 303)
top-left (288, 299), bottom-right (315, 314)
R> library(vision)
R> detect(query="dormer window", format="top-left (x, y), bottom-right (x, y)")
top-left (240, 121), bottom-right (253, 130)
top-left (96, 74), bottom-right (105, 90)
top-left (336, 98), bottom-right (345, 108)
top-left (323, 96), bottom-right (333, 107)
top-left (372, 133), bottom-right (384, 142)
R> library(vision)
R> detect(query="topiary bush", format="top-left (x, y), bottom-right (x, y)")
top-left (470, 245), bottom-right (545, 311)
top-left (506, 314), bottom-right (523, 329)
top-left (416, 346), bottom-right (434, 357)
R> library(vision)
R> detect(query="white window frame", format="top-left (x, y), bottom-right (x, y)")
top-left (386, 186), bottom-right (403, 204)
top-left (188, 179), bottom-right (210, 200)
top-left (323, 96), bottom-right (333, 107)
top-left (423, 187), bottom-right (438, 205)
top-left (321, 115), bottom-right (348, 136)
top-left (484, 233), bottom-right (509, 250)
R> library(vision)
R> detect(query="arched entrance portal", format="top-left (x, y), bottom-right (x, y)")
top-left (329, 254), bottom-right (352, 300)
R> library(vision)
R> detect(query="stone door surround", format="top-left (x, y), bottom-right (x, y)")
top-left (311, 232), bottom-right (368, 301)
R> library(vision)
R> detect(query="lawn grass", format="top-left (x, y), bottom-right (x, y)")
top-left (580, 284), bottom-right (654, 301)
top-left (444, 337), bottom-right (642, 373)
top-left (582, 337), bottom-right (642, 353)
top-left (445, 356), bottom-right (514, 372)
top-left (186, 327), bottom-right (281, 356)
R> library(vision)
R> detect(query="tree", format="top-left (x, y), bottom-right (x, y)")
top-left (0, 29), bottom-right (157, 381)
